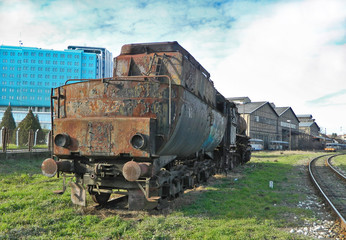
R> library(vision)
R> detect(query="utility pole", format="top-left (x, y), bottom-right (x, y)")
top-left (287, 120), bottom-right (291, 151)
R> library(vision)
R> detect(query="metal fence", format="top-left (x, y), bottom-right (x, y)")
top-left (0, 127), bottom-right (51, 152)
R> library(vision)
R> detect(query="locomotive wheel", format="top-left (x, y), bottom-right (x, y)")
top-left (91, 193), bottom-right (111, 205)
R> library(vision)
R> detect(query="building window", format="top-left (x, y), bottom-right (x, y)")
top-left (53, 61), bottom-right (57, 65)
top-left (38, 60), bottom-right (43, 64)
top-left (38, 67), bottom-right (43, 71)
top-left (45, 75), bottom-right (50, 79)
top-left (53, 68), bottom-right (57, 72)
top-left (2, 59), bottom-right (8, 63)
top-left (45, 82), bottom-right (50, 86)
top-left (46, 53), bottom-right (51, 57)
top-left (10, 52), bottom-right (15, 56)
top-left (39, 52), bottom-right (43, 57)
top-left (74, 62), bottom-right (79, 66)
top-left (38, 74), bottom-right (42, 78)
top-left (60, 68), bottom-right (64, 72)
top-left (24, 52), bottom-right (29, 56)
top-left (31, 59), bottom-right (35, 63)
top-left (75, 55), bottom-right (79, 59)
top-left (23, 74), bottom-right (28, 78)
top-left (67, 54), bottom-right (72, 58)
top-left (10, 59), bottom-right (15, 63)
top-left (23, 59), bottom-right (28, 63)
top-left (46, 60), bottom-right (51, 64)
top-left (2, 73), bottom-right (6, 78)
top-left (23, 66), bottom-right (28, 70)
top-left (74, 69), bottom-right (79, 73)
top-left (30, 74), bottom-right (35, 78)
top-left (60, 54), bottom-right (65, 58)
top-left (60, 61), bottom-right (65, 65)
top-left (18, 53), bottom-right (22, 56)
top-left (67, 61), bottom-right (72, 65)
top-left (38, 82), bottom-right (42, 86)
top-left (10, 67), bottom-right (15, 71)
top-left (31, 52), bottom-right (36, 56)
top-left (67, 69), bottom-right (72, 73)
top-left (45, 67), bottom-right (50, 71)
top-left (17, 60), bottom-right (21, 64)
top-left (30, 67), bottom-right (35, 71)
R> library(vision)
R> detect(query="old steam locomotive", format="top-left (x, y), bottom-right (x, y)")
top-left (42, 42), bottom-right (251, 210)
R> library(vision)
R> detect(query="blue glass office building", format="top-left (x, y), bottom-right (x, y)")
top-left (0, 45), bottom-right (103, 129)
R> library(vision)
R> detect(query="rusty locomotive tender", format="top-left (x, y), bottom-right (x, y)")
top-left (41, 42), bottom-right (251, 210)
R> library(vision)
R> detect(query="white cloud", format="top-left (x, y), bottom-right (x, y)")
top-left (212, 0), bottom-right (346, 134)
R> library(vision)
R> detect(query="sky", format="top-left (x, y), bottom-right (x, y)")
top-left (0, 0), bottom-right (345, 134)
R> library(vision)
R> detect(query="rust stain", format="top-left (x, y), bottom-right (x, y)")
top-left (53, 117), bottom-right (154, 157)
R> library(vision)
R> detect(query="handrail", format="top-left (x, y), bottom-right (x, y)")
top-left (65, 78), bottom-right (102, 85)
top-left (61, 75), bottom-right (173, 130)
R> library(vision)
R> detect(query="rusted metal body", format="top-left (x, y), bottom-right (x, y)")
top-left (42, 42), bottom-right (251, 209)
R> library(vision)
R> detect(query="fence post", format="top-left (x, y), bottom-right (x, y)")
top-left (16, 127), bottom-right (20, 147)
top-left (1, 127), bottom-right (7, 152)
top-left (47, 131), bottom-right (52, 151)
top-left (28, 129), bottom-right (34, 152)
top-left (34, 129), bottom-right (39, 146)
top-left (0, 127), bottom-right (3, 147)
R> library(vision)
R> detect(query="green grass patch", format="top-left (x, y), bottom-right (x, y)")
top-left (332, 153), bottom-right (346, 173)
top-left (0, 144), bottom-right (48, 150)
top-left (0, 152), bottom-right (323, 239)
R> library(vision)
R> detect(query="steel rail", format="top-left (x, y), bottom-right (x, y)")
top-left (327, 154), bottom-right (346, 181)
top-left (308, 154), bottom-right (346, 232)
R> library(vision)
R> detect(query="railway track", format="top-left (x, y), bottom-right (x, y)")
top-left (308, 154), bottom-right (346, 232)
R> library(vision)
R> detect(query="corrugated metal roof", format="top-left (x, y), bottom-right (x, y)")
top-left (299, 122), bottom-right (314, 127)
top-left (297, 114), bottom-right (313, 118)
top-left (236, 101), bottom-right (268, 114)
top-left (275, 107), bottom-right (289, 116)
